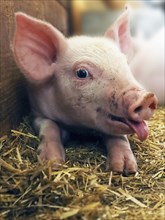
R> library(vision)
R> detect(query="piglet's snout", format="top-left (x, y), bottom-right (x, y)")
top-left (128, 92), bottom-right (158, 122)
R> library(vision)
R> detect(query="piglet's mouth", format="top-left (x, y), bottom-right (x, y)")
top-left (110, 115), bottom-right (149, 141)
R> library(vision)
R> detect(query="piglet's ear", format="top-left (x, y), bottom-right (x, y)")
top-left (13, 12), bottom-right (67, 82)
top-left (104, 6), bottom-right (132, 58)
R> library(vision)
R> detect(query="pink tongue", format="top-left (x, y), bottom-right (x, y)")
top-left (125, 120), bottom-right (149, 141)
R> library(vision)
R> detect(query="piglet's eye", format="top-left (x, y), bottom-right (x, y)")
top-left (76, 69), bottom-right (89, 79)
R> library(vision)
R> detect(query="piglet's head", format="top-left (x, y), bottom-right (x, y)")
top-left (13, 12), bottom-right (157, 141)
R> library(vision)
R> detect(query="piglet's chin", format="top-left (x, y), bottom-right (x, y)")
top-left (105, 119), bottom-right (134, 136)
top-left (105, 116), bottom-right (149, 141)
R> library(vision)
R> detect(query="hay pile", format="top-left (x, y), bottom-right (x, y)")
top-left (0, 108), bottom-right (164, 219)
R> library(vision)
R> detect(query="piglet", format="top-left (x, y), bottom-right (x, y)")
top-left (107, 7), bottom-right (164, 105)
top-left (131, 27), bottom-right (164, 105)
top-left (13, 12), bottom-right (157, 175)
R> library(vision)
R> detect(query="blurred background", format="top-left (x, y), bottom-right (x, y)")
top-left (68, 0), bottom-right (164, 38)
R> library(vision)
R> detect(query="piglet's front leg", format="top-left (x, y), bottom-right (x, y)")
top-left (34, 117), bottom-right (65, 168)
top-left (104, 135), bottom-right (138, 176)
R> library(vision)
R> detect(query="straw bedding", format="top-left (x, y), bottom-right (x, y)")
top-left (0, 108), bottom-right (164, 219)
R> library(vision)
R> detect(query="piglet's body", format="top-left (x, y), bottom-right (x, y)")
top-left (130, 27), bottom-right (164, 105)
top-left (13, 11), bottom-right (157, 175)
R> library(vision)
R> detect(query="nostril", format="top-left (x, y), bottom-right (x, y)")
top-left (149, 102), bottom-right (156, 110)
top-left (134, 106), bottom-right (142, 113)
